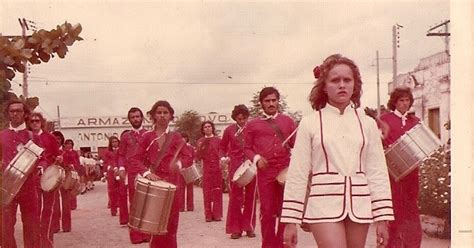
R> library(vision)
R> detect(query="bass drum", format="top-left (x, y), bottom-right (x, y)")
top-left (385, 123), bottom-right (443, 182)
top-left (129, 176), bottom-right (176, 235)
top-left (1, 140), bottom-right (44, 206)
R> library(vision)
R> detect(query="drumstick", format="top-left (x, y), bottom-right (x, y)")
top-left (282, 127), bottom-right (299, 147)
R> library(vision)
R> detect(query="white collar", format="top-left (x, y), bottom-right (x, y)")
top-left (35, 129), bottom-right (43, 135)
top-left (9, 122), bottom-right (26, 132)
top-left (132, 126), bottom-right (143, 133)
top-left (235, 123), bottom-right (246, 136)
top-left (393, 109), bottom-right (408, 126)
top-left (205, 134), bottom-right (215, 138)
top-left (325, 102), bottom-right (354, 115)
top-left (262, 112), bottom-right (279, 120)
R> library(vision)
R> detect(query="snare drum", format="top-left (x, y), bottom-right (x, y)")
top-left (180, 163), bottom-right (202, 184)
top-left (129, 176), bottom-right (176, 235)
top-left (41, 164), bottom-right (65, 192)
top-left (62, 170), bottom-right (79, 190)
top-left (276, 167), bottom-right (288, 185)
top-left (1, 140), bottom-right (44, 206)
top-left (232, 160), bottom-right (257, 187)
top-left (385, 123), bottom-right (443, 182)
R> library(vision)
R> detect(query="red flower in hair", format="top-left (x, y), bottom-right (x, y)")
top-left (313, 66), bottom-right (321, 79)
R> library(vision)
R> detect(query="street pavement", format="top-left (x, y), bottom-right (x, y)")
top-left (14, 182), bottom-right (450, 247)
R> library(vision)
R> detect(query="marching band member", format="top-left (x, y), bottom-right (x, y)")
top-left (380, 87), bottom-right (422, 248)
top-left (196, 121), bottom-right (223, 222)
top-left (244, 87), bottom-right (297, 248)
top-left (52, 138), bottom-right (80, 233)
top-left (28, 112), bottom-right (62, 248)
top-left (117, 107), bottom-right (150, 243)
top-left (176, 132), bottom-right (195, 212)
top-left (220, 104), bottom-right (257, 239)
top-left (281, 54), bottom-right (393, 248)
top-left (103, 136), bottom-right (121, 217)
top-left (1, 100), bottom-right (41, 247)
top-left (129, 100), bottom-right (192, 248)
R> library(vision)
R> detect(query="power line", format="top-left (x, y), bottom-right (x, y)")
top-left (28, 79), bottom-right (313, 85)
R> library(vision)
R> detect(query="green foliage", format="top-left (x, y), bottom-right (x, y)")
top-left (418, 120), bottom-right (451, 239)
top-left (174, 110), bottom-right (202, 145)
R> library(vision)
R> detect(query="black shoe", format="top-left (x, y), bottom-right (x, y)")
top-left (213, 218), bottom-right (222, 222)
top-left (246, 230), bottom-right (256, 238)
top-left (230, 233), bottom-right (242, 239)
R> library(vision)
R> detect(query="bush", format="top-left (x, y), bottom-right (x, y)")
top-left (418, 146), bottom-right (451, 238)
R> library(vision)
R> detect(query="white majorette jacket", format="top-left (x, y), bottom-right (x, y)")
top-left (281, 104), bottom-right (394, 224)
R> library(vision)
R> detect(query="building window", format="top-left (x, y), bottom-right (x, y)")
top-left (428, 108), bottom-right (440, 138)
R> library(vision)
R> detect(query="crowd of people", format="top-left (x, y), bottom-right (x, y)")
top-left (1, 53), bottom-right (425, 248)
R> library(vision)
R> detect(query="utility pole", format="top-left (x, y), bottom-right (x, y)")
top-left (57, 105), bottom-right (62, 130)
top-left (372, 51), bottom-right (392, 116)
top-left (376, 50), bottom-right (380, 116)
top-left (19, 18), bottom-right (30, 99)
top-left (392, 24), bottom-right (403, 86)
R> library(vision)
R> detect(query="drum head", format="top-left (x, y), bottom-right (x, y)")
top-left (137, 176), bottom-right (176, 189)
top-left (232, 160), bottom-right (252, 181)
top-left (41, 165), bottom-right (63, 190)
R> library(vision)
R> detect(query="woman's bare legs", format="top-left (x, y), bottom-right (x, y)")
top-left (309, 218), bottom-right (369, 248)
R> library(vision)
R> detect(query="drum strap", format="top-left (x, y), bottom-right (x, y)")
top-left (150, 132), bottom-right (174, 172)
top-left (265, 119), bottom-right (290, 150)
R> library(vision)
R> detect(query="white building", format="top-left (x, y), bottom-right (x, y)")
top-left (388, 51), bottom-right (450, 143)
top-left (54, 112), bottom-right (233, 155)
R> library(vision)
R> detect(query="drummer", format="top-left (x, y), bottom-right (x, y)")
top-left (1, 99), bottom-right (42, 247)
top-left (243, 87), bottom-right (297, 247)
top-left (380, 87), bottom-right (422, 247)
top-left (219, 104), bottom-right (257, 239)
top-left (129, 100), bottom-right (193, 248)
top-left (28, 112), bottom-right (62, 248)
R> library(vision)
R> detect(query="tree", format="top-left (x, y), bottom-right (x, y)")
top-left (174, 110), bottom-right (202, 145)
top-left (0, 21), bottom-right (82, 128)
top-left (248, 90), bottom-right (303, 123)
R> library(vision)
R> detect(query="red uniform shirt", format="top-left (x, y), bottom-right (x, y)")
top-left (131, 131), bottom-right (193, 183)
top-left (118, 129), bottom-right (147, 174)
top-left (244, 114), bottom-right (296, 168)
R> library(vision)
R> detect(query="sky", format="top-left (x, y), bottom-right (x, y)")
top-left (2, 0), bottom-right (450, 120)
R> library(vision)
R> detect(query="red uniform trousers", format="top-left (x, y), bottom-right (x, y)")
top-left (117, 178), bottom-right (129, 225)
top-left (201, 162), bottom-right (223, 220)
top-left (387, 168), bottom-right (422, 248)
top-left (39, 188), bottom-right (57, 248)
top-left (176, 173), bottom-right (194, 211)
top-left (70, 193), bottom-right (77, 210)
top-left (226, 159), bottom-right (257, 234)
top-left (106, 172), bottom-right (119, 216)
top-left (2, 176), bottom-right (41, 248)
top-left (127, 172), bottom-right (151, 243)
top-left (52, 187), bottom-right (72, 232)
top-left (257, 165), bottom-right (285, 248)
top-left (150, 174), bottom-right (180, 248)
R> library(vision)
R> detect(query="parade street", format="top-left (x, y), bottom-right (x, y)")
top-left (14, 182), bottom-right (450, 248)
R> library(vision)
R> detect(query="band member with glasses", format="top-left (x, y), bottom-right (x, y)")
top-left (28, 112), bottom-right (62, 248)
top-left (1, 100), bottom-right (41, 247)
